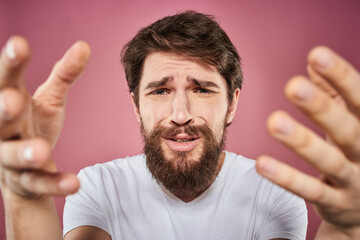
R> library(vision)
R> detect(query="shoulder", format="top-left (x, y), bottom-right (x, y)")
top-left (220, 151), bottom-right (268, 199)
top-left (224, 152), bottom-right (307, 239)
top-left (67, 154), bottom-right (150, 204)
top-left (78, 154), bottom-right (146, 178)
top-left (224, 151), bottom-right (256, 167)
top-left (222, 151), bottom-right (258, 179)
top-left (223, 151), bottom-right (306, 206)
top-left (75, 154), bottom-right (150, 191)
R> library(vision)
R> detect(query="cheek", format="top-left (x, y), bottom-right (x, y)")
top-left (193, 103), bottom-right (228, 142)
top-left (192, 99), bottom-right (228, 126)
top-left (139, 101), bottom-right (171, 129)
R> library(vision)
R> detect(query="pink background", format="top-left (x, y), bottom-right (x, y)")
top-left (1, 0), bottom-right (359, 239)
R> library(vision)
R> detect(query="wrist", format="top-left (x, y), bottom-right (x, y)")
top-left (1, 185), bottom-right (61, 240)
top-left (1, 183), bottom-right (49, 206)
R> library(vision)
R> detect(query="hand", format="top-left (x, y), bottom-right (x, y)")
top-left (256, 46), bottom-right (360, 238)
top-left (0, 36), bottom-right (90, 199)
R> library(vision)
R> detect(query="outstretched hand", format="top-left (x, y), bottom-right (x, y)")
top-left (0, 36), bottom-right (90, 199)
top-left (256, 46), bottom-right (360, 239)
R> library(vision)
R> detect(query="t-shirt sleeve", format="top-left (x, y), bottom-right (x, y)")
top-left (63, 166), bottom-right (109, 237)
top-left (257, 184), bottom-right (308, 240)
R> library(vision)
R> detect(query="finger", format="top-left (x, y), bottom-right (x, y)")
top-left (0, 87), bottom-right (25, 122)
top-left (285, 76), bottom-right (360, 160)
top-left (0, 36), bottom-right (31, 90)
top-left (256, 155), bottom-right (342, 206)
top-left (307, 64), bottom-right (347, 145)
top-left (0, 138), bottom-right (50, 170)
top-left (20, 172), bottom-right (80, 196)
top-left (308, 46), bottom-right (360, 115)
top-left (33, 41), bottom-right (91, 107)
top-left (267, 111), bottom-right (354, 185)
top-left (0, 87), bottom-right (27, 140)
top-left (4, 169), bottom-right (80, 197)
top-left (0, 90), bottom-right (26, 140)
top-left (307, 64), bottom-right (346, 107)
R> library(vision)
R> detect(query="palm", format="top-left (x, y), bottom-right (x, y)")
top-left (30, 41), bottom-right (91, 148)
top-left (31, 91), bottom-right (66, 149)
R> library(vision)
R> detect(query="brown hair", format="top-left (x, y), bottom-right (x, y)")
top-left (121, 11), bottom-right (243, 106)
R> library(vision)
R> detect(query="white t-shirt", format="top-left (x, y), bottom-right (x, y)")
top-left (63, 151), bottom-right (307, 239)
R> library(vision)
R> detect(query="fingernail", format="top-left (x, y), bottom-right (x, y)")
top-left (23, 146), bottom-right (34, 162)
top-left (258, 157), bottom-right (277, 176)
top-left (5, 38), bottom-right (16, 60)
top-left (273, 116), bottom-right (294, 135)
top-left (0, 94), bottom-right (11, 120)
top-left (295, 80), bottom-right (314, 101)
top-left (313, 48), bottom-right (333, 69)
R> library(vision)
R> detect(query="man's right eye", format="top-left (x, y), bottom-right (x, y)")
top-left (151, 89), bottom-right (169, 95)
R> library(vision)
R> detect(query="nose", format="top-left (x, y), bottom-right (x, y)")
top-left (169, 91), bottom-right (194, 126)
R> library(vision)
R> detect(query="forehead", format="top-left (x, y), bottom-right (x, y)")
top-left (139, 52), bottom-right (226, 88)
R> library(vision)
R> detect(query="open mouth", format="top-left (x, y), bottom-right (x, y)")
top-left (169, 138), bottom-right (197, 142)
top-left (164, 134), bottom-right (201, 152)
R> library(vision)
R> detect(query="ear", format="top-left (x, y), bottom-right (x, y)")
top-left (226, 88), bottom-right (240, 125)
top-left (131, 93), bottom-right (141, 123)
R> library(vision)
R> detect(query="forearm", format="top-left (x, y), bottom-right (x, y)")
top-left (3, 189), bottom-right (62, 240)
top-left (315, 222), bottom-right (360, 240)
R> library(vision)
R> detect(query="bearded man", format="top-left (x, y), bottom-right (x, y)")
top-left (62, 11), bottom-right (307, 239)
top-left (2, 10), bottom-right (360, 240)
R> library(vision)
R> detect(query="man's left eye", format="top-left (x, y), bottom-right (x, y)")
top-left (195, 88), bottom-right (212, 94)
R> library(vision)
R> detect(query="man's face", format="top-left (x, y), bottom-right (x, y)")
top-left (132, 52), bottom-right (239, 198)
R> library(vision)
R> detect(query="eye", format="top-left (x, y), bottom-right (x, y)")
top-left (194, 88), bottom-right (213, 94)
top-left (151, 89), bottom-right (169, 95)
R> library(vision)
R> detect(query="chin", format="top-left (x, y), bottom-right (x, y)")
top-left (163, 145), bottom-right (203, 170)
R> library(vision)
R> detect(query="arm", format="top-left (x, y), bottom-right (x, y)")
top-left (64, 226), bottom-right (111, 240)
top-left (256, 46), bottom-right (360, 239)
top-left (0, 36), bottom-right (89, 239)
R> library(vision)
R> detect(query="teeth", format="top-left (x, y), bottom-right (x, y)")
top-left (171, 139), bottom-right (193, 142)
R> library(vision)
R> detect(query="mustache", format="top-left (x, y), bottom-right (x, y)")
top-left (154, 124), bottom-right (204, 138)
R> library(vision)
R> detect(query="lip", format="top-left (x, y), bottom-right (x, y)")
top-left (163, 134), bottom-right (201, 152)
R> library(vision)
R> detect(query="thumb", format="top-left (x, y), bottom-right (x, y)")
top-left (33, 41), bottom-right (91, 106)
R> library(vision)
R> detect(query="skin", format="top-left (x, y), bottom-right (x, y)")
top-left (0, 36), bottom-right (359, 239)
top-left (0, 36), bottom-right (88, 240)
top-left (256, 47), bottom-right (360, 239)
top-left (132, 51), bottom-right (240, 202)
top-left (135, 52), bottom-right (238, 134)
top-left (133, 52), bottom-right (238, 175)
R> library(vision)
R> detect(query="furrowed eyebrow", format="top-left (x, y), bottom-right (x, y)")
top-left (187, 77), bottom-right (220, 89)
top-left (144, 76), bottom-right (173, 90)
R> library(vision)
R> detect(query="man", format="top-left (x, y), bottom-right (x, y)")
top-left (63, 12), bottom-right (306, 239)
top-left (0, 11), bottom-right (360, 240)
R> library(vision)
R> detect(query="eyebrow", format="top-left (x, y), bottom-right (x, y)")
top-left (187, 77), bottom-right (220, 89)
top-left (144, 76), bottom-right (174, 90)
top-left (144, 76), bottom-right (220, 90)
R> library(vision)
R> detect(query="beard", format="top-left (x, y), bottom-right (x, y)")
top-left (142, 122), bottom-right (226, 199)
